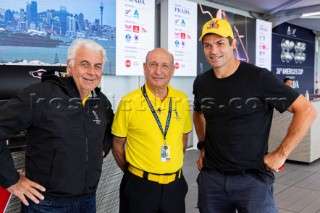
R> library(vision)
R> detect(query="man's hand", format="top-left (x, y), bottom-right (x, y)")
top-left (264, 150), bottom-right (287, 173)
top-left (197, 149), bottom-right (205, 171)
top-left (7, 175), bottom-right (46, 206)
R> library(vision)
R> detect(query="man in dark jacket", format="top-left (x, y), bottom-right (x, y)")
top-left (0, 38), bottom-right (114, 212)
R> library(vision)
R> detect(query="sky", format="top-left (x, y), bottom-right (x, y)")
top-left (0, 0), bottom-right (116, 27)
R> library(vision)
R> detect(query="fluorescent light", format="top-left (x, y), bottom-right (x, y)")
top-left (301, 15), bottom-right (320, 19)
top-left (301, 11), bottom-right (320, 17)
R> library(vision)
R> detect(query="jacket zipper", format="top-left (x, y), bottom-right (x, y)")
top-left (82, 107), bottom-right (89, 193)
top-left (47, 149), bottom-right (57, 186)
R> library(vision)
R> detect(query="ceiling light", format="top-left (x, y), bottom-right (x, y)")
top-left (301, 16), bottom-right (320, 19)
top-left (301, 11), bottom-right (320, 17)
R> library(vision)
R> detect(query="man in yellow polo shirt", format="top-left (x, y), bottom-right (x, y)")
top-left (112, 48), bottom-right (192, 213)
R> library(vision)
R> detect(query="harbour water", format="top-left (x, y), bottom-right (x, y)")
top-left (0, 39), bottom-right (116, 75)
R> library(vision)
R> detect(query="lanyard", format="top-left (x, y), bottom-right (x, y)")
top-left (141, 85), bottom-right (172, 145)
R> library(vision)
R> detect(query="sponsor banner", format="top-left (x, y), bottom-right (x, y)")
top-left (167, 0), bottom-right (198, 76)
top-left (255, 19), bottom-right (272, 70)
top-left (116, 0), bottom-right (155, 76)
top-left (272, 23), bottom-right (315, 93)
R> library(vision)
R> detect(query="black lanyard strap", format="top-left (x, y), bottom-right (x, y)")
top-left (141, 85), bottom-right (172, 142)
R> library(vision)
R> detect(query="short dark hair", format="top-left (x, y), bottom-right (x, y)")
top-left (201, 35), bottom-right (233, 46)
top-left (227, 37), bottom-right (233, 46)
top-left (283, 78), bottom-right (292, 83)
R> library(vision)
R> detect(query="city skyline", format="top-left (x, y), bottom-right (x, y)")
top-left (0, 0), bottom-right (116, 27)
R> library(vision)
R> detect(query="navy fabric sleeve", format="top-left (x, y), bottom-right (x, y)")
top-left (0, 87), bottom-right (35, 188)
top-left (102, 99), bottom-right (114, 157)
top-left (0, 141), bottom-right (20, 188)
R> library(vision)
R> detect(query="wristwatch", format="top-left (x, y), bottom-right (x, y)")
top-left (197, 141), bottom-right (205, 150)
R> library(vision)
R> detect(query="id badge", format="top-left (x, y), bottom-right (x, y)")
top-left (161, 145), bottom-right (170, 162)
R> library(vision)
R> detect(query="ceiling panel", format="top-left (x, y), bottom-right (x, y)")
top-left (204, 0), bottom-right (320, 32)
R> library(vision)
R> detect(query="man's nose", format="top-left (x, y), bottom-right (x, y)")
top-left (154, 65), bottom-right (162, 74)
top-left (209, 45), bottom-right (218, 53)
top-left (86, 66), bottom-right (96, 74)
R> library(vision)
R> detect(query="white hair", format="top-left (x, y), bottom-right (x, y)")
top-left (67, 38), bottom-right (107, 73)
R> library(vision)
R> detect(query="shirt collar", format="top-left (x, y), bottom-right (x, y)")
top-left (144, 84), bottom-right (173, 101)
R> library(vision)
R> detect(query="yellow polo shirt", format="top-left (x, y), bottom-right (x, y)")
top-left (112, 84), bottom-right (192, 174)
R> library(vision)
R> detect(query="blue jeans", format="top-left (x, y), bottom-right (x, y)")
top-left (197, 170), bottom-right (278, 213)
top-left (21, 194), bottom-right (96, 213)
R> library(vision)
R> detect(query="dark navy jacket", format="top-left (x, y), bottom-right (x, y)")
top-left (0, 72), bottom-right (114, 200)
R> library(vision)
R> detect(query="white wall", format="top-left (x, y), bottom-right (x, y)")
top-left (100, 75), bottom-right (195, 110)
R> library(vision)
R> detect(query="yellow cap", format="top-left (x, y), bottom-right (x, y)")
top-left (199, 18), bottom-right (234, 41)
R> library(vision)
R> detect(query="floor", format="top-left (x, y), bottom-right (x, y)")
top-left (183, 149), bottom-right (320, 213)
top-left (6, 149), bottom-right (320, 213)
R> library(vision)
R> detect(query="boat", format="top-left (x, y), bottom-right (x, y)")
top-left (0, 31), bottom-right (63, 48)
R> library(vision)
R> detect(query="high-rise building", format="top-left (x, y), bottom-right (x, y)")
top-left (4, 9), bottom-right (13, 25)
top-left (100, 1), bottom-right (104, 26)
top-left (19, 9), bottom-right (26, 31)
top-left (26, 1), bottom-right (37, 28)
top-left (26, 3), bottom-right (31, 27)
top-left (30, 1), bottom-right (37, 23)
top-left (78, 13), bottom-right (85, 31)
top-left (67, 16), bottom-right (75, 32)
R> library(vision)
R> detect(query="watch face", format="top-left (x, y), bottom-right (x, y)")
top-left (197, 141), bottom-right (204, 150)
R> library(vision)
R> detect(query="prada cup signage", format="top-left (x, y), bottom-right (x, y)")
top-left (167, 0), bottom-right (198, 76)
top-left (116, 0), bottom-right (155, 75)
top-left (255, 19), bottom-right (272, 70)
top-left (272, 23), bottom-right (315, 94)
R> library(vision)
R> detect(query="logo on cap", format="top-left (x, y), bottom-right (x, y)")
top-left (208, 20), bottom-right (219, 29)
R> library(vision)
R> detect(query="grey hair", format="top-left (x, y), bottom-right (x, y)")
top-left (67, 38), bottom-right (107, 71)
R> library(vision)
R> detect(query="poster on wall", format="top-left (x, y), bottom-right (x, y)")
top-left (0, 0), bottom-right (116, 75)
top-left (197, 4), bottom-right (256, 75)
top-left (272, 23), bottom-right (315, 94)
top-left (116, 0), bottom-right (155, 76)
top-left (255, 19), bottom-right (272, 70)
top-left (167, 0), bottom-right (197, 76)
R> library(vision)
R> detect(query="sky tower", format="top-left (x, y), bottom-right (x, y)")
top-left (100, 1), bottom-right (104, 26)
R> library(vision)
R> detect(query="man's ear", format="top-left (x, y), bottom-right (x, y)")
top-left (143, 62), bottom-right (147, 76)
top-left (231, 39), bottom-right (237, 49)
top-left (66, 60), bottom-right (72, 76)
top-left (171, 67), bottom-right (175, 77)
